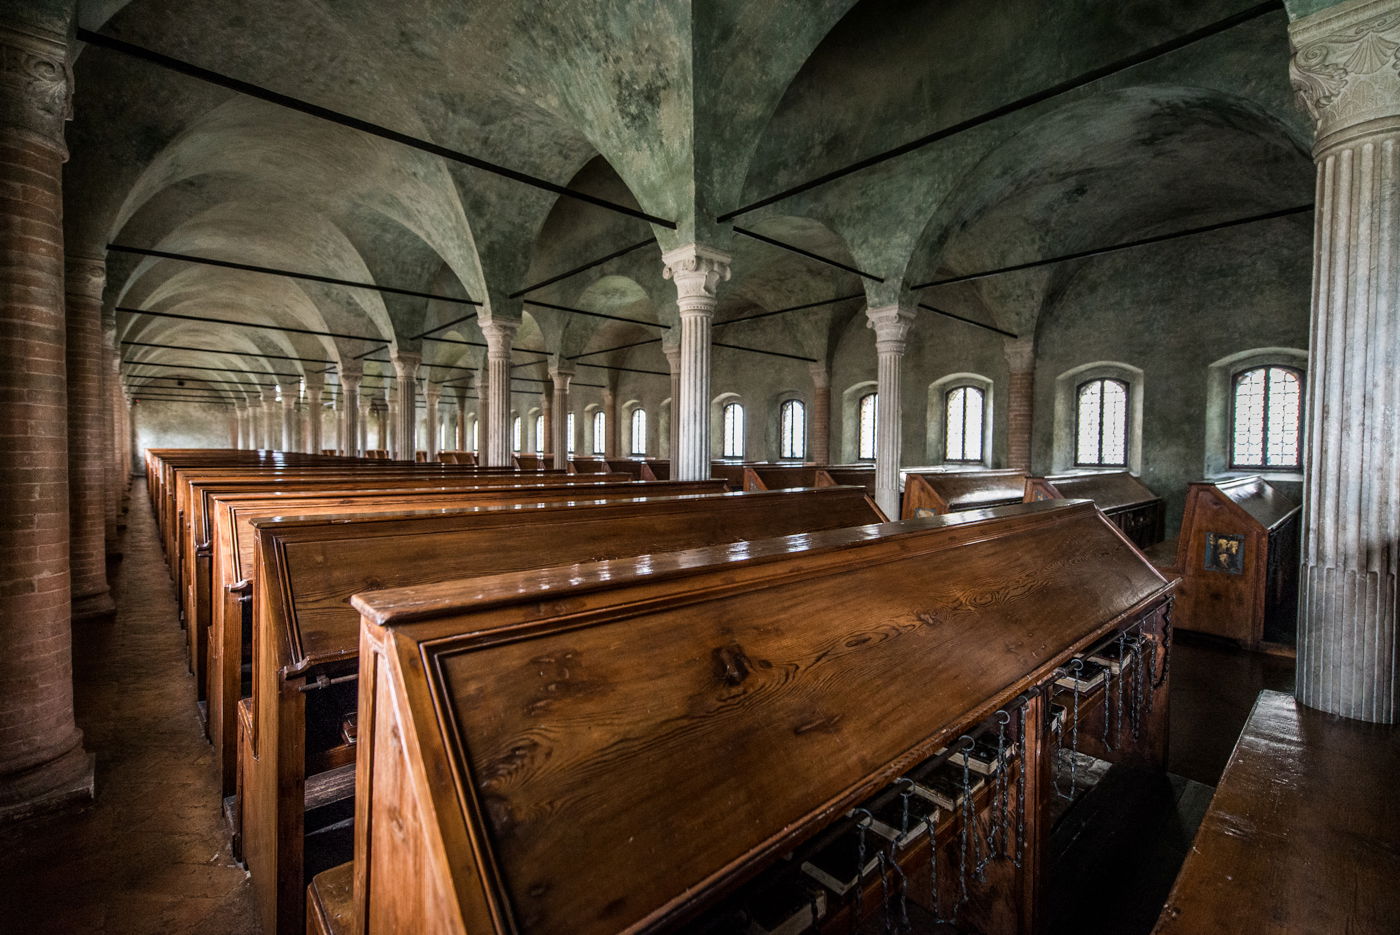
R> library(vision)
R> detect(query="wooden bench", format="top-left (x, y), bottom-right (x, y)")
top-left (1154, 690), bottom-right (1399, 934)
top-left (340, 499), bottom-right (1173, 934)
top-left (568, 458), bottom-right (611, 473)
top-left (438, 451), bottom-right (477, 464)
top-left (1024, 471), bottom-right (1166, 549)
top-left (816, 465), bottom-right (877, 496)
top-left (1150, 476), bottom-right (1300, 649)
top-left (201, 478), bottom-right (715, 795)
top-left (243, 486), bottom-right (885, 935)
top-left (710, 461), bottom-right (752, 490)
top-left (901, 469), bottom-right (1029, 518)
top-left (742, 464), bottom-right (821, 491)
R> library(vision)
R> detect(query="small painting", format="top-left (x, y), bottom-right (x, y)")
top-left (1204, 532), bottom-right (1245, 575)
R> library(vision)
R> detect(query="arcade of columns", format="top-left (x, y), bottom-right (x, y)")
top-left (0, 0), bottom-right (1397, 826)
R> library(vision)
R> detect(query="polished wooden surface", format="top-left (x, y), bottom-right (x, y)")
top-left (1155, 690), bottom-right (1400, 935)
top-left (350, 501), bottom-right (1172, 934)
top-left (1154, 477), bottom-right (1300, 648)
top-left (815, 466), bottom-right (877, 497)
top-left (306, 862), bottom-right (353, 935)
top-left (1025, 471), bottom-right (1166, 548)
top-left (902, 469), bottom-right (1029, 518)
top-left (243, 486), bottom-right (883, 935)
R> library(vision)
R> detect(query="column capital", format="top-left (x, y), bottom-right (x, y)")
top-left (1289, 0), bottom-right (1400, 151)
top-left (64, 254), bottom-right (106, 301)
top-left (549, 365), bottom-right (574, 387)
top-left (808, 361), bottom-right (831, 388)
top-left (865, 304), bottom-right (916, 355)
top-left (337, 358), bottom-right (363, 379)
top-left (424, 381), bottom-right (442, 402)
top-left (391, 349), bottom-right (422, 376)
top-left (662, 243), bottom-right (732, 314)
top-left (1002, 335), bottom-right (1035, 372)
top-left (280, 383), bottom-right (299, 407)
top-left (479, 319), bottom-right (519, 360)
top-left (663, 343), bottom-right (683, 372)
top-left (0, 23), bottom-right (72, 159)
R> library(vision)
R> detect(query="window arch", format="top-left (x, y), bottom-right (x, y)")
top-left (1231, 366), bottom-right (1302, 469)
top-left (944, 385), bottom-right (985, 462)
top-left (722, 401), bottom-right (745, 458)
top-left (779, 399), bottom-right (806, 460)
top-left (1075, 378), bottom-right (1129, 466)
top-left (511, 415), bottom-right (523, 453)
top-left (591, 410), bottom-right (606, 455)
top-left (566, 412), bottom-right (576, 454)
top-left (630, 408), bottom-right (647, 456)
top-left (857, 392), bottom-right (878, 460)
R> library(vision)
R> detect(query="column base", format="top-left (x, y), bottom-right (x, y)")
top-left (0, 744), bottom-right (95, 826)
top-left (72, 587), bottom-right (117, 623)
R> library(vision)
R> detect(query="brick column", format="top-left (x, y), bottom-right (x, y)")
top-left (100, 314), bottom-right (117, 550)
top-left (0, 15), bottom-right (95, 823)
top-left (1290, 0), bottom-right (1400, 723)
top-left (663, 244), bottom-right (731, 479)
top-left (808, 362), bottom-right (831, 464)
top-left (64, 255), bottom-right (115, 622)
top-left (1003, 336), bottom-right (1034, 472)
top-left (867, 305), bottom-right (915, 519)
top-left (480, 320), bottom-right (517, 467)
top-left (108, 338), bottom-right (126, 515)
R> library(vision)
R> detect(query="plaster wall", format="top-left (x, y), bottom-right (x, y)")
top-left (130, 399), bottom-right (231, 471)
top-left (1031, 221), bottom-right (1312, 537)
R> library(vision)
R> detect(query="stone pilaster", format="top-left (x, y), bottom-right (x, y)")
top-left (663, 342), bottom-right (681, 460)
top-left (663, 244), bottom-right (731, 479)
top-left (480, 320), bottom-right (518, 467)
top-left (64, 255), bottom-right (115, 621)
top-left (303, 373), bottom-right (323, 454)
top-left (808, 362), bottom-right (831, 465)
top-left (1290, 0), bottom-right (1400, 723)
top-left (390, 351), bottom-right (420, 461)
top-left (550, 363), bottom-right (573, 469)
top-left (1003, 336), bottom-right (1035, 472)
top-left (424, 380), bottom-right (441, 461)
top-left (866, 305), bottom-right (915, 519)
top-left (0, 14), bottom-right (95, 823)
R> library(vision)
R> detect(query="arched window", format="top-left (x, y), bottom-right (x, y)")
top-left (566, 412), bottom-right (576, 454)
top-left (857, 392), bottom-right (878, 460)
top-left (780, 399), bottom-right (806, 460)
top-left (944, 386), bottom-right (985, 462)
top-left (1232, 366), bottom-right (1302, 469)
top-left (722, 401), bottom-right (745, 458)
top-left (630, 408), bottom-right (647, 456)
top-left (591, 410), bottom-right (606, 455)
top-left (511, 415), bottom-right (522, 452)
top-left (533, 414), bottom-right (543, 454)
top-left (1076, 378), bottom-right (1128, 466)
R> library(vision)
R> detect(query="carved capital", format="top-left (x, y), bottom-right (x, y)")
top-left (865, 304), bottom-right (916, 356)
top-left (479, 319), bottom-right (519, 360)
top-left (662, 243), bottom-right (732, 314)
top-left (0, 25), bottom-right (72, 158)
top-left (424, 380), bottom-right (442, 402)
top-left (64, 255), bottom-right (106, 301)
top-left (391, 350), bottom-right (422, 380)
top-left (1289, 0), bottom-right (1400, 148)
top-left (1002, 335), bottom-right (1035, 372)
top-left (549, 365), bottom-right (574, 389)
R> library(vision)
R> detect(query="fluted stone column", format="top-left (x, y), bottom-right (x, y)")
top-left (358, 395), bottom-right (372, 455)
top-left (391, 351), bottom-right (419, 461)
top-left (338, 364), bottom-right (362, 456)
top-left (385, 385), bottom-right (398, 457)
top-left (424, 380), bottom-right (441, 461)
top-left (1290, 0), bottom-right (1400, 723)
top-left (0, 11), bottom-right (95, 823)
top-left (662, 244), bottom-right (731, 479)
top-left (455, 389), bottom-right (468, 451)
top-left (477, 364), bottom-right (489, 454)
top-left (280, 384), bottom-right (297, 452)
top-left (64, 255), bottom-right (115, 621)
top-left (809, 362), bottom-right (831, 465)
top-left (260, 388), bottom-right (277, 449)
top-left (302, 374), bottom-right (323, 454)
top-left (867, 305), bottom-right (915, 519)
top-left (480, 320), bottom-right (518, 467)
top-left (550, 364), bottom-right (573, 469)
top-left (1003, 336), bottom-right (1035, 472)
top-left (664, 342), bottom-right (681, 459)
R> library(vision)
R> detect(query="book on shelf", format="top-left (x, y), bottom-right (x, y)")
top-left (1053, 658), bottom-right (1108, 692)
top-left (911, 760), bottom-right (985, 813)
top-left (800, 825), bottom-right (883, 896)
top-left (935, 733), bottom-right (1016, 776)
top-left (1088, 637), bottom-right (1142, 674)
top-left (855, 789), bottom-right (940, 848)
top-left (746, 874), bottom-right (827, 935)
top-left (1049, 703), bottom-right (1067, 735)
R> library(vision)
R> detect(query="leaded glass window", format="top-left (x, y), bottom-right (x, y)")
top-left (945, 386), bottom-right (985, 462)
top-left (1075, 378), bottom-right (1128, 466)
top-left (1232, 366), bottom-right (1302, 469)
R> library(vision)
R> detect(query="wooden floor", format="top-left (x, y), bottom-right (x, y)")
top-left (0, 484), bottom-right (1294, 935)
